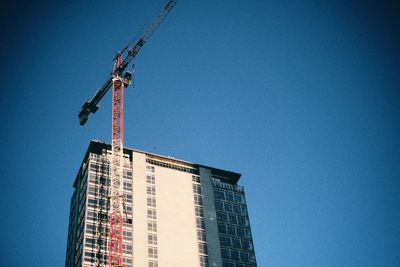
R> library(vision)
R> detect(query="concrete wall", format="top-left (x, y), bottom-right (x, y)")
top-left (132, 151), bottom-right (200, 266)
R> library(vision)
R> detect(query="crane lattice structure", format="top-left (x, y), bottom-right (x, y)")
top-left (78, 1), bottom-right (178, 266)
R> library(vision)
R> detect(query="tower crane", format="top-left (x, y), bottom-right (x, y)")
top-left (77, 1), bottom-right (178, 266)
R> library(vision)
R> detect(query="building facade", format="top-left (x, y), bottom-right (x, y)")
top-left (65, 140), bottom-right (257, 267)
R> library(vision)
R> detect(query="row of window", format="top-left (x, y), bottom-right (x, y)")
top-left (222, 261), bottom-right (256, 267)
top-left (215, 200), bottom-right (248, 216)
top-left (219, 235), bottom-right (254, 251)
top-left (146, 158), bottom-right (198, 174)
top-left (212, 178), bottom-right (244, 193)
top-left (221, 248), bottom-right (256, 264)
top-left (192, 176), bottom-right (209, 267)
top-left (218, 222), bottom-right (252, 239)
top-left (146, 165), bottom-right (159, 267)
top-left (216, 211), bottom-right (249, 226)
top-left (214, 189), bottom-right (245, 204)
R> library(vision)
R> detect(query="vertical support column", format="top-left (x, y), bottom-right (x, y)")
top-left (108, 54), bottom-right (125, 267)
top-left (200, 167), bottom-right (223, 267)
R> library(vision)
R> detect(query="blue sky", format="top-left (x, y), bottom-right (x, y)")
top-left (1, 0), bottom-right (399, 266)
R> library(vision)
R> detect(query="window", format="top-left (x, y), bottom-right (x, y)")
top-left (225, 192), bottom-right (234, 201)
top-left (147, 197), bottom-right (156, 207)
top-left (125, 205), bottom-right (133, 216)
top-left (198, 242), bottom-right (208, 254)
top-left (230, 250), bottom-right (239, 261)
top-left (147, 186), bottom-right (156, 196)
top-left (123, 230), bottom-right (133, 241)
top-left (218, 223), bottom-right (226, 234)
top-left (146, 165), bottom-right (155, 173)
top-left (224, 203), bottom-right (233, 213)
top-left (123, 181), bottom-right (132, 191)
top-left (147, 209), bottom-right (157, 220)
top-left (227, 225), bottom-right (235, 236)
top-left (148, 247), bottom-right (158, 259)
top-left (148, 233), bottom-right (158, 245)
top-left (234, 194), bottom-right (244, 203)
top-left (199, 255), bottom-right (208, 267)
top-left (149, 260), bottom-right (158, 267)
top-left (236, 227), bottom-right (244, 237)
top-left (196, 218), bottom-right (205, 229)
top-left (123, 243), bottom-right (133, 254)
top-left (192, 175), bottom-right (200, 183)
top-left (215, 201), bottom-right (224, 210)
top-left (221, 248), bottom-right (229, 259)
top-left (193, 184), bottom-right (202, 194)
top-left (195, 206), bottom-right (204, 218)
top-left (146, 175), bottom-right (155, 184)
top-left (241, 206), bottom-right (248, 215)
top-left (194, 195), bottom-right (203, 205)
top-left (214, 190), bottom-right (224, 200)
top-left (232, 238), bottom-right (241, 249)
top-left (220, 236), bottom-right (231, 247)
top-left (147, 221), bottom-right (157, 232)
top-left (240, 252), bottom-right (249, 262)
top-left (217, 212), bottom-right (228, 223)
top-left (228, 214), bottom-right (237, 224)
top-left (197, 230), bottom-right (207, 242)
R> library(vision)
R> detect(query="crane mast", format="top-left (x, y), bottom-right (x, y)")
top-left (77, 1), bottom-right (178, 266)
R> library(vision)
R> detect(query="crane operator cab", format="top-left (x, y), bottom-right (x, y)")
top-left (123, 71), bottom-right (133, 88)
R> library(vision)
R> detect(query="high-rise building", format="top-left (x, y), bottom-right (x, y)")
top-left (65, 140), bottom-right (257, 267)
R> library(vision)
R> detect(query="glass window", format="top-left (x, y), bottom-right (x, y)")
top-left (148, 233), bottom-right (158, 245)
top-left (230, 250), bottom-right (239, 261)
top-left (199, 255), bottom-right (208, 267)
top-left (232, 238), bottom-right (241, 249)
top-left (147, 221), bottom-right (157, 232)
top-left (224, 203), bottom-right (233, 213)
top-left (147, 209), bottom-right (157, 220)
top-left (196, 218), bottom-right (205, 229)
top-left (146, 175), bottom-right (155, 184)
top-left (240, 252), bottom-right (249, 262)
top-left (236, 227), bottom-right (244, 237)
top-left (220, 236), bottom-right (231, 247)
top-left (221, 248), bottom-right (229, 259)
top-left (195, 206), bottom-right (204, 218)
top-left (215, 201), bottom-right (224, 210)
top-left (225, 192), bottom-right (234, 201)
top-left (147, 197), bottom-right (156, 207)
top-left (227, 225), bottom-right (235, 236)
top-left (228, 214), bottom-right (237, 225)
top-left (194, 195), bottom-right (203, 205)
top-left (233, 205), bottom-right (241, 214)
top-left (197, 230), bottom-right (207, 242)
top-left (192, 175), bottom-right (200, 183)
top-left (198, 242), bottom-right (208, 254)
top-left (148, 247), bottom-right (158, 259)
top-left (218, 223), bottom-right (226, 234)
top-left (214, 190), bottom-right (225, 200)
top-left (193, 184), bottom-right (202, 194)
top-left (147, 186), bottom-right (156, 196)
top-left (146, 165), bottom-right (155, 173)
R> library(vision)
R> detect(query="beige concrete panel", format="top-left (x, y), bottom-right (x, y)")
top-left (132, 151), bottom-right (148, 265)
top-left (156, 167), bottom-right (199, 267)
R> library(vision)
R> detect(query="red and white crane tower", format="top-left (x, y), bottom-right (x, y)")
top-left (78, 1), bottom-right (178, 266)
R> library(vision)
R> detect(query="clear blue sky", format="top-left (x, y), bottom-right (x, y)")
top-left (1, 0), bottom-right (399, 266)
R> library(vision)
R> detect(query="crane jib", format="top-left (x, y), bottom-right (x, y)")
top-left (77, 0), bottom-right (177, 126)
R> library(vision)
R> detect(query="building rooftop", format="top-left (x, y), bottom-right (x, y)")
top-left (74, 140), bottom-right (241, 187)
